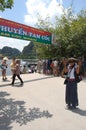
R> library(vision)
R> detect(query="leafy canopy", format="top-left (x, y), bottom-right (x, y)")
top-left (0, 0), bottom-right (14, 11)
top-left (35, 9), bottom-right (86, 59)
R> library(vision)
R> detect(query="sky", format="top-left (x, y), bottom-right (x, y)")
top-left (0, 0), bottom-right (86, 51)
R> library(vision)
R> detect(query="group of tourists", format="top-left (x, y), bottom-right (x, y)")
top-left (37, 57), bottom-right (86, 78)
top-left (0, 56), bottom-right (86, 109)
top-left (0, 57), bottom-right (23, 86)
top-left (37, 57), bottom-right (86, 109)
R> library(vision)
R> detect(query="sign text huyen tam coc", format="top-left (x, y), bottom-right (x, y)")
top-left (0, 18), bottom-right (52, 44)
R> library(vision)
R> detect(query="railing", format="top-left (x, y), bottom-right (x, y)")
top-left (21, 59), bottom-right (39, 65)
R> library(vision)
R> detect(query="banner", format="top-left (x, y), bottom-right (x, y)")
top-left (0, 18), bottom-right (52, 44)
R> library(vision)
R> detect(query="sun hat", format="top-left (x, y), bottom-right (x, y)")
top-left (3, 57), bottom-right (8, 61)
top-left (68, 57), bottom-right (78, 62)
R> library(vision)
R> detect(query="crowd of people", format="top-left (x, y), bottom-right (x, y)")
top-left (36, 57), bottom-right (86, 109)
top-left (37, 57), bottom-right (86, 78)
top-left (0, 56), bottom-right (86, 109)
top-left (0, 56), bottom-right (86, 82)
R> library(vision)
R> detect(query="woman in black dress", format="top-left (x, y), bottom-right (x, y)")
top-left (64, 58), bottom-right (79, 109)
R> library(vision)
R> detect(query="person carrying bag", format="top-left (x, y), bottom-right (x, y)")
top-left (64, 57), bottom-right (80, 109)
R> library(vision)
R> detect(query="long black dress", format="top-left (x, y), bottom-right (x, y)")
top-left (65, 65), bottom-right (78, 108)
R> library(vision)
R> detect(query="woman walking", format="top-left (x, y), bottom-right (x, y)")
top-left (10, 59), bottom-right (23, 86)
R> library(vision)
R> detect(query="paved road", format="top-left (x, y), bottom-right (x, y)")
top-left (0, 73), bottom-right (86, 130)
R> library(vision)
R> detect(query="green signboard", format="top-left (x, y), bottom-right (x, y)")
top-left (0, 18), bottom-right (52, 44)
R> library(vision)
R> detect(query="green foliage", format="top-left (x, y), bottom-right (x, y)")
top-left (35, 15), bottom-right (53, 31)
top-left (35, 9), bottom-right (86, 59)
top-left (0, 0), bottom-right (14, 11)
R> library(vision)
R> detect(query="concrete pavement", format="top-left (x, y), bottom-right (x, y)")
top-left (0, 73), bottom-right (86, 130)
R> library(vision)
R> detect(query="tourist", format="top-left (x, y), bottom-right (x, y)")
top-left (10, 57), bottom-right (16, 78)
top-left (1, 57), bottom-right (8, 81)
top-left (10, 59), bottom-right (23, 86)
top-left (53, 59), bottom-right (59, 76)
top-left (37, 59), bottom-right (42, 73)
top-left (64, 57), bottom-right (79, 109)
top-left (22, 65), bottom-right (28, 74)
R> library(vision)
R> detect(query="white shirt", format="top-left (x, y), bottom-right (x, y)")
top-left (68, 64), bottom-right (77, 79)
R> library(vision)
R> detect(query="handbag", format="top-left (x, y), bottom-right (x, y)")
top-left (74, 68), bottom-right (82, 83)
top-left (75, 73), bottom-right (82, 83)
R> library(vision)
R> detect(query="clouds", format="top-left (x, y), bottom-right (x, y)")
top-left (24, 0), bottom-right (67, 26)
top-left (0, 0), bottom-right (68, 51)
top-left (0, 0), bottom-right (85, 51)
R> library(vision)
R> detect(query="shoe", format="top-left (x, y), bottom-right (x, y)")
top-left (9, 83), bottom-right (14, 86)
top-left (5, 77), bottom-right (7, 80)
top-left (66, 104), bottom-right (73, 109)
top-left (20, 82), bottom-right (23, 85)
top-left (72, 105), bottom-right (76, 109)
top-left (2, 78), bottom-right (6, 81)
top-left (2, 78), bottom-right (5, 81)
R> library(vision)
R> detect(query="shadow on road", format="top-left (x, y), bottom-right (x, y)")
top-left (24, 75), bottom-right (54, 83)
top-left (71, 108), bottom-right (86, 116)
top-left (0, 91), bottom-right (53, 130)
top-left (0, 76), bottom-right (54, 87)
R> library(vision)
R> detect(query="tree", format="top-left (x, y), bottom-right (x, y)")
top-left (35, 9), bottom-right (86, 59)
top-left (0, 0), bottom-right (14, 11)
